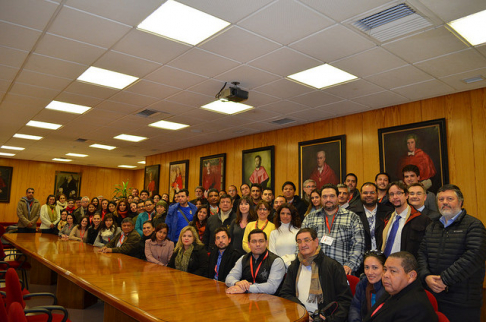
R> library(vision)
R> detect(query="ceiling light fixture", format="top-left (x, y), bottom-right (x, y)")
top-left (13, 133), bottom-right (43, 140)
top-left (118, 165), bottom-right (137, 168)
top-left (114, 134), bottom-right (148, 142)
top-left (0, 152), bottom-right (15, 157)
top-left (138, 161), bottom-right (146, 164)
top-left (26, 120), bottom-right (62, 130)
top-left (89, 144), bottom-right (116, 150)
top-left (77, 66), bottom-right (138, 89)
top-left (149, 120), bottom-right (189, 130)
top-left (448, 9), bottom-right (486, 46)
top-left (66, 153), bottom-right (88, 157)
top-left (52, 158), bottom-right (72, 162)
top-left (287, 64), bottom-right (358, 89)
top-left (1, 145), bottom-right (25, 151)
top-left (201, 100), bottom-right (253, 115)
top-left (138, 0), bottom-right (230, 46)
top-left (45, 101), bottom-right (91, 114)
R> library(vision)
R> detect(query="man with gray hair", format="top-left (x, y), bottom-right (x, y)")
top-left (74, 196), bottom-right (90, 223)
top-left (309, 150), bottom-right (339, 190)
top-left (302, 179), bottom-right (316, 205)
top-left (418, 184), bottom-right (486, 322)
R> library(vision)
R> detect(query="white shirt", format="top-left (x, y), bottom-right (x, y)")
top-left (364, 205), bottom-right (378, 250)
top-left (297, 265), bottom-right (318, 313)
top-left (386, 207), bottom-right (408, 255)
top-left (269, 223), bottom-right (299, 269)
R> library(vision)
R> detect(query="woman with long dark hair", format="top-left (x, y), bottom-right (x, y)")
top-left (269, 203), bottom-right (301, 269)
top-left (145, 223), bottom-right (173, 266)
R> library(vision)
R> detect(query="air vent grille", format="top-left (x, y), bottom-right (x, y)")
top-left (136, 109), bottom-right (158, 118)
top-left (355, 4), bottom-right (415, 31)
top-left (271, 118), bottom-right (295, 125)
top-left (76, 138), bottom-right (87, 142)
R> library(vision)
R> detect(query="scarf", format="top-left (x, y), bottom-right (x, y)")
top-left (66, 205), bottom-right (75, 214)
top-left (48, 204), bottom-right (57, 222)
top-left (175, 244), bottom-right (194, 272)
top-left (296, 246), bottom-right (323, 304)
top-left (57, 200), bottom-right (67, 209)
top-left (196, 221), bottom-right (206, 241)
top-left (118, 210), bottom-right (128, 219)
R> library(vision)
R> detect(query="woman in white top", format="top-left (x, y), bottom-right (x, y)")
top-left (93, 214), bottom-right (120, 247)
top-left (269, 203), bottom-right (302, 269)
top-left (40, 194), bottom-right (60, 235)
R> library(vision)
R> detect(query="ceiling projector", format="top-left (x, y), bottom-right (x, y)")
top-left (217, 82), bottom-right (249, 102)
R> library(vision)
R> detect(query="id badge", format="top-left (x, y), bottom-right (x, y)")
top-left (320, 234), bottom-right (334, 246)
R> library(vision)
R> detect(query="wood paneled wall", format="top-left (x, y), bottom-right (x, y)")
top-left (0, 159), bottom-right (143, 223)
top-left (147, 88), bottom-right (486, 224)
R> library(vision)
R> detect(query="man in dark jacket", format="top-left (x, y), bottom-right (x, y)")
top-left (280, 228), bottom-right (352, 321)
top-left (417, 184), bottom-right (486, 322)
top-left (99, 218), bottom-right (142, 258)
top-left (364, 251), bottom-right (437, 322)
top-left (207, 227), bottom-right (243, 281)
top-left (408, 183), bottom-right (440, 220)
top-left (203, 194), bottom-right (236, 250)
top-left (282, 181), bottom-right (307, 222)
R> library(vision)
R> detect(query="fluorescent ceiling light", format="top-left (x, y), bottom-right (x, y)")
top-left (77, 66), bottom-right (138, 90)
top-left (66, 153), bottom-right (88, 157)
top-left (45, 101), bottom-right (91, 114)
top-left (201, 101), bottom-right (253, 115)
top-left (448, 9), bottom-right (486, 46)
top-left (1, 145), bottom-right (25, 151)
top-left (138, 161), bottom-right (146, 164)
top-left (118, 165), bottom-right (137, 169)
top-left (287, 64), bottom-right (358, 89)
top-left (137, 0), bottom-right (230, 46)
top-left (89, 144), bottom-right (116, 150)
top-left (52, 158), bottom-right (72, 162)
top-left (0, 152), bottom-right (15, 157)
top-left (26, 120), bottom-right (62, 130)
top-left (13, 133), bottom-right (43, 140)
top-left (149, 120), bottom-right (189, 130)
top-left (114, 134), bottom-right (147, 142)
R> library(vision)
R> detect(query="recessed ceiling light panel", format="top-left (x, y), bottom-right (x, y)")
top-left (448, 9), bottom-right (486, 46)
top-left (118, 165), bottom-right (137, 168)
top-left (114, 134), bottom-right (148, 142)
top-left (149, 120), bottom-right (189, 130)
top-left (201, 101), bottom-right (253, 115)
top-left (45, 101), bottom-right (91, 114)
top-left (26, 120), bottom-right (62, 130)
top-left (138, 0), bottom-right (230, 46)
top-left (0, 152), bottom-right (15, 157)
top-left (138, 161), bottom-right (146, 164)
top-left (89, 144), bottom-right (117, 150)
top-left (287, 64), bottom-right (358, 89)
top-left (13, 133), bottom-right (43, 140)
top-left (1, 145), bottom-right (25, 151)
top-left (66, 153), bottom-right (88, 157)
top-left (77, 66), bottom-right (138, 89)
top-left (52, 158), bottom-right (72, 162)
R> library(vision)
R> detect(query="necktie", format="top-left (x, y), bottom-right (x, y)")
top-left (384, 215), bottom-right (401, 256)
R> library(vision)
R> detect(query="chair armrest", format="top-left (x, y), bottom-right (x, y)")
top-left (24, 308), bottom-right (53, 322)
top-left (0, 261), bottom-right (10, 270)
top-left (24, 292), bottom-right (58, 305)
top-left (33, 305), bottom-right (69, 322)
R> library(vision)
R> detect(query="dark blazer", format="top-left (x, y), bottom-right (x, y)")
top-left (105, 230), bottom-right (142, 258)
top-left (168, 244), bottom-right (209, 277)
top-left (207, 244), bottom-right (244, 281)
top-left (363, 279), bottom-right (438, 322)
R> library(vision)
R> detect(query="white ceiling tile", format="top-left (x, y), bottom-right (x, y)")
top-left (261, 100), bottom-right (311, 115)
top-left (96, 100), bottom-right (141, 114)
top-left (286, 107), bottom-right (335, 122)
top-left (290, 24), bottom-right (376, 62)
top-left (238, 0), bottom-right (334, 45)
top-left (214, 65), bottom-right (280, 90)
top-left (16, 70), bottom-right (72, 91)
top-left (63, 81), bottom-right (119, 100)
top-left (34, 33), bottom-right (105, 65)
top-left (300, 0), bottom-right (393, 22)
top-left (47, 6), bottom-right (132, 48)
top-left (245, 91), bottom-right (280, 107)
top-left (2, 92), bottom-right (51, 109)
top-left (248, 47), bottom-right (321, 77)
top-left (316, 100), bottom-right (369, 117)
top-left (392, 79), bottom-right (456, 101)
top-left (0, 65), bottom-right (19, 82)
top-left (177, 109), bottom-right (226, 122)
top-left (418, 0), bottom-right (486, 22)
top-left (241, 121), bottom-right (289, 133)
top-left (165, 90), bottom-right (214, 107)
top-left (109, 91), bottom-right (159, 107)
top-left (254, 79), bottom-right (314, 99)
top-left (352, 91), bottom-right (410, 109)
top-left (112, 29), bottom-right (190, 64)
top-left (74, 108), bottom-right (126, 127)
top-left (9, 82), bottom-right (60, 101)
top-left (23, 53), bottom-right (87, 79)
top-left (104, 115), bottom-right (154, 130)
top-left (0, 80), bottom-right (10, 93)
top-left (200, 26), bottom-right (280, 63)
top-left (439, 67), bottom-right (486, 91)
top-left (383, 27), bottom-right (469, 63)
top-left (0, 46), bottom-right (29, 68)
top-left (55, 91), bottom-right (103, 107)
top-left (289, 90), bottom-right (343, 108)
top-left (332, 47), bottom-right (408, 77)
top-left (147, 100), bottom-right (195, 115)
top-left (168, 48), bottom-right (240, 78)
top-left (477, 45), bottom-right (486, 57)
top-left (145, 66), bottom-right (207, 90)
top-left (32, 108), bottom-right (81, 125)
top-left (125, 80), bottom-right (180, 100)
top-left (323, 79), bottom-right (383, 99)
top-left (230, 108), bottom-right (282, 122)
top-left (94, 51), bottom-right (162, 78)
top-left (0, 21), bottom-right (42, 51)
top-left (365, 65), bottom-right (434, 89)
top-left (186, 79), bottom-right (225, 97)
top-left (64, 0), bottom-right (164, 25)
top-left (0, 0), bottom-right (59, 30)
top-left (415, 49), bottom-right (486, 78)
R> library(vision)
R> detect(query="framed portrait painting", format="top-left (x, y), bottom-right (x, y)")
top-left (242, 146), bottom-right (275, 192)
top-left (0, 166), bottom-right (13, 203)
top-left (378, 118), bottom-right (448, 193)
top-left (199, 153), bottom-right (226, 193)
top-left (169, 160), bottom-right (189, 202)
top-left (54, 171), bottom-right (82, 199)
top-left (299, 135), bottom-right (346, 196)
top-left (144, 164), bottom-right (160, 198)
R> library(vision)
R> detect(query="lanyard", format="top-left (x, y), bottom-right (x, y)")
top-left (119, 233), bottom-right (126, 245)
top-left (371, 302), bottom-right (385, 316)
top-left (255, 220), bottom-right (268, 231)
top-left (250, 251), bottom-right (268, 283)
top-left (80, 228), bottom-right (86, 239)
top-left (325, 214), bottom-right (336, 233)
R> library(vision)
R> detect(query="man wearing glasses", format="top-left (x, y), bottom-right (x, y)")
top-left (280, 228), bottom-right (352, 320)
top-left (407, 183), bottom-right (440, 220)
top-left (379, 182), bottom-right (430, 258)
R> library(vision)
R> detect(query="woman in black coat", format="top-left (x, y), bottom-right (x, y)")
top-left (168, 226), bottom-right (208, 277)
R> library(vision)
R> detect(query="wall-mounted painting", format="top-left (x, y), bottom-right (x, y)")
top-left (199, 153), bottom-right (226, 193)
top-left (0, 166), bottom-right (13, 203)
top-left (144, 164), bottom-right (160, 198)
top-left (299, 135), bottom-right (346, 196)
top-left (242, 146), bottom-right (275, 191)
top-left (169, 160), bottom-right (189, 202)
top-left (54, 171), bottom-right (82, 199)
top-left (378, 118), bottom-right (448, 193)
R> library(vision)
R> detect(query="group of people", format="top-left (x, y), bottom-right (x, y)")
top-left (15, 164), bottom-right (486, 322)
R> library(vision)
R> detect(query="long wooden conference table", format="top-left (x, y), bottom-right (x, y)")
top-left (4, 233), bottom-right (308, 322)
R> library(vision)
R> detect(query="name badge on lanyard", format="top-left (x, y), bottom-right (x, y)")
top-left (321, 234), bottom-right (334, 245)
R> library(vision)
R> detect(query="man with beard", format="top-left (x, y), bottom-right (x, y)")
top-left (208, 227), bottom-right (244, 282)
top-left (379, 182), bottom-right (430, 258)
top-left (203, 194), bottom-right (235, 251)
top-left (250, 183), bottom-right (263, 209)
top-left (345, 173), bottom-right (360, 209)
top-left (408, 183), bottom-right (440, 220)
top-left (375, 172), bottom-right (391, 205)
top-left (418, 184), bottom-right (486, 322)
top-left (302, 184), bottom-right (364, 275)
top-left (207, 188), bottom-right (220, 216)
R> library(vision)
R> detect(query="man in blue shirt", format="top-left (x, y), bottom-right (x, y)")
top-left (166, 189), bottom-right (197, 241)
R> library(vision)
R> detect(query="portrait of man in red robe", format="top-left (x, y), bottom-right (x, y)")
top-left (397, 134), bottom-right (437, 187)
top-left (249, 155), bottom-right (269, 189)
top-left (309, 150), bottom-right (339, 189)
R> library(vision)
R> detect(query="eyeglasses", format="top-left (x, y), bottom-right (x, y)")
top-left (389, 191), bottom-right (405, 197)
top-left (296, 238), bottom-right (313, 244)
top-left (258, 208), bottom-right (268, 212)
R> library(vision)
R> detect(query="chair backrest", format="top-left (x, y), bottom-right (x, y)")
top-left (0, 238), bottom-right (6, 259)
top-left (346, 275), bottom-right (360, 296)
top-left (0, 295), bottom-right (8, 322)
top-left (8, 302), bottom-right (28, 322)
top-left (5, 268), bottom-right (25, 310)
top-left (437, 311), bottom-right (450, 322)
top-left (425, 289), bottom-right (438, 311)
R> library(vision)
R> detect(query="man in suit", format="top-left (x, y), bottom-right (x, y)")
top-left (402, 164), bottom-right (438, 212)
top-left (408, 183), bottom-right (440, 220)
top-left (364, 251), bottom-right (437, 321)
